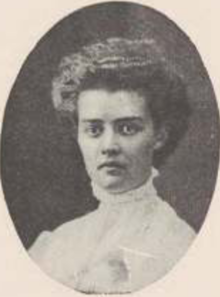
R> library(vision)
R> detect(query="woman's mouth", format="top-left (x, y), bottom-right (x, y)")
top-left (98, 161), bottom-right (126, 175)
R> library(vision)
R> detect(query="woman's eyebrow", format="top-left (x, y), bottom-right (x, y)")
top-left (80, 119), bottom-right (103, 124)
top-left (80, 117), bottom-right (144, 124)
top-left (115, 116), bottom-right (144, 123)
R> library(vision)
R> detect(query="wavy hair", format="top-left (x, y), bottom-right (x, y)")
top-left (51, 38), bottom-right (191, 166)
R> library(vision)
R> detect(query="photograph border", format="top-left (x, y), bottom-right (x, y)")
top-left (0, 1), bottom-right (220, 296)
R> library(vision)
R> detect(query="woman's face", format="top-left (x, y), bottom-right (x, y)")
top-left (77, 89), bottom-right (159, 193)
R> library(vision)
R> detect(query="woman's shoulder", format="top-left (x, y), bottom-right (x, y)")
top-left (28, 230), bottom-right (52, 262)
top-left (28, 209), bottom-right (98, 262)
top-left (135, 199), bottom-right (196, 272)
top-left (151, 198), bottom-right (196, 253)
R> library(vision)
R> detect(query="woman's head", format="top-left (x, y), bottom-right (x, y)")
top-left (51, 38), bottom-right (191, 192)
top-left (77, 88), bottom-right (156, 193)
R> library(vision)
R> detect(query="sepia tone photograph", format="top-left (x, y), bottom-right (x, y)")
top-left (0, 1), bottom-right (219, 296)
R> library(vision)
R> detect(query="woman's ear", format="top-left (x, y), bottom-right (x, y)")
top-left (153, 128), bottom-right (168, 150)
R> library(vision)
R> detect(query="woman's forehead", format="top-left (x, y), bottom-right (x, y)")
top-left (77, 89), bottom-right (150, 121)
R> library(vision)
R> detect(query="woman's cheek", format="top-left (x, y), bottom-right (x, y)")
top-left (129, 135), bottom-right (153, 154)
top-left (86, 143), bottom-right (100, 170)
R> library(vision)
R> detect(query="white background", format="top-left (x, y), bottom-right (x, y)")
top-left (0, 1), bottom-right (220, 296)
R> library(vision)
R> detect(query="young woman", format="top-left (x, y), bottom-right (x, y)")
top-left (29, 38), bottom-right (195, 294)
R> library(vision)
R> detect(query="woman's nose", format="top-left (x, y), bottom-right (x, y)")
top-left (101, 129), bottom-right (121, 156)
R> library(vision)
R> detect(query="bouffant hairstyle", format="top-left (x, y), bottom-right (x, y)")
top-left (52, 38), bottom-right (191, 166)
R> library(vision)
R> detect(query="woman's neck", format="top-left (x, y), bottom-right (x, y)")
top-left (91, 168), bottom-right (159, 205)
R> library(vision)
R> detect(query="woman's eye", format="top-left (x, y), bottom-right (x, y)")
top-left (85, 125), bottom-right (103, 137)
top-left (119, 124), bottom-right (141, 136)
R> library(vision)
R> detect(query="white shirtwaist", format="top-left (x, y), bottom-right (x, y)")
top-left (29, 169), bottom-right (196, 294)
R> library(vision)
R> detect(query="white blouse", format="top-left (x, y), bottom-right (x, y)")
top-left (29, 169), bottom-right (196, 294)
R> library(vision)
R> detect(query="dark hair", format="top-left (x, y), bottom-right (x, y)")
top-left (52, 38), bottom-right (191, 166)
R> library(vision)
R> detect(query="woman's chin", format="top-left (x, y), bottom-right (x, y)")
top-left (97, 175), bottom-right (128, 194)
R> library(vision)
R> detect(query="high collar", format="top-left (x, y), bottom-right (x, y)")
top-left (91, 168), bottom-right (159, 206)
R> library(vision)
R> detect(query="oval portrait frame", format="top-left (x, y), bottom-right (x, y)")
top-left (0, 1), bottom-right (220, 296)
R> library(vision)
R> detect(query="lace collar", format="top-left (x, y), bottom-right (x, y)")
top-left (91, 168), bottom-right (159, 205)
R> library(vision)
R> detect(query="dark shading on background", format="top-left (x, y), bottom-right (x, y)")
top-left (0, 2), bottom-right (219, 249)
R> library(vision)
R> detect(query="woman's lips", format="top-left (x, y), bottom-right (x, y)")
top-left (98, 161), bottom-right (125, 170)
top-left (98, 161), bottom-right (126, 175)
